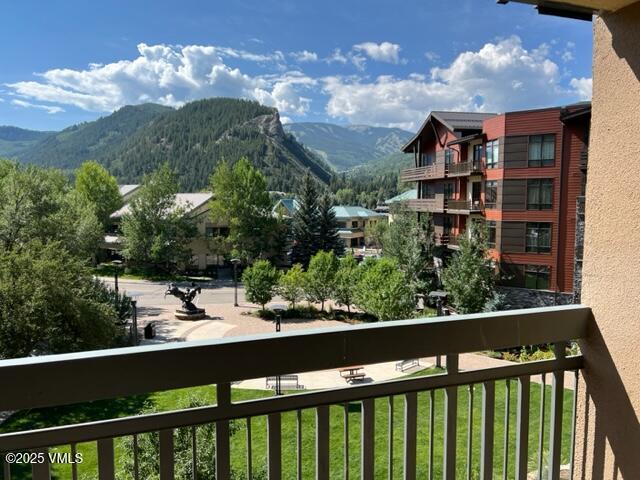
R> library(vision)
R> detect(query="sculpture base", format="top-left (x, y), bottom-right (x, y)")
top-left (174, 308), bottom-right (206, 321)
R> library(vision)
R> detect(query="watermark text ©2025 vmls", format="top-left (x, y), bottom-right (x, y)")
top-left (4, 451), bottom-right (83, 464)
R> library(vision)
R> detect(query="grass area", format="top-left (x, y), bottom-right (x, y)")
top-left (1, 369), bottom-right (575, 480)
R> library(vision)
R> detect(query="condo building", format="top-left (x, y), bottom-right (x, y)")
top-left (401, 104), bottom-right (591, 296)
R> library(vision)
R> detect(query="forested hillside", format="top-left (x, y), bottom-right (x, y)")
top-left (0, 126), bottom-right (54, 158)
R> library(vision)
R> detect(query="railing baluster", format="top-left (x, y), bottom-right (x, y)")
top-left (133, 434), bottom-right (140, 480)
top-left (537, 373), bottom-right (546, 480)
top-left (480, 380), bottom-right (495, 480)
top-left (97, 439), bottom-right (115, 480)
top-left (548, 344), bottom-right (566, 480)
top-left (316, 405), bottom-right (330, 480)
top-left (343, 403), bottom-right (349, 480)
top-left (216, 383), bottom-right (231, 480)
top-left (70, 443), bottom-right (78, 480)
top-left (159, 429), bottom-right (174, 480)
top-left (31, 448), bottom-right (50, 480)
top-left (515, 376), bottom-right (530, 480)
top-left (2, 453), bottom-right (10, 480)
top-left (246, 418), bottom-right (252, 480)
top-left (503, 379), bottom-right (511, 480)
top-left (296, 411), bottom-right (302, 480)
top-left (267, 413), bottom-right (282, 480)
top-left (443, 354), bottom-right (459, 480)
top-left (569, 370), bottom-right (579, 480)
top-left (361, 398), bottom-right (375, 480)
top-left (428, 390), bottom-right (435, 480)
top-left (388, 396), bottom-right (394, 480)
top-left (404, 392), bottom-right (417, 480)
top-left (467, 384), bottom-right (474, 480)
top-left (191, 426), bottom-right (197, 480)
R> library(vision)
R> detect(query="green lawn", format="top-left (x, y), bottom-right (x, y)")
top-left (1, 371), bottom-right (574, 479)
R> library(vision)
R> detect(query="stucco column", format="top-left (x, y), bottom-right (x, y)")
top-left (576, 3), bottom-right (640, 478)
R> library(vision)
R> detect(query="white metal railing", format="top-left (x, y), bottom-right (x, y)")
top-left (0, 305), bottom-right (589, 480)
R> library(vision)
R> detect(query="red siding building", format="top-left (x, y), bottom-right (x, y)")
top-left (401, 104), bottom-right (590, 295)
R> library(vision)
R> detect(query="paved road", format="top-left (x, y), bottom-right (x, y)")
top-left (98, 277), bottom-right (248, 307)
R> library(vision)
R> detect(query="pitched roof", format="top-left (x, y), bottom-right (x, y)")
top-left (118, 184), bottom-right (141, 197)
top-left (110, 192), bottom-right (213, 219)
top-left (402, 111), bottom-right (497, 152)
top-left (385, 189), bottom-right (417, 204)
top-left (332, 205), bottom-right (385, 219)
top-left (272, 198), bottom-right (301, 217)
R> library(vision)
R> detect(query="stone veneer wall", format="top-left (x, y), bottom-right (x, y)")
top-left (573, 195), bottom-right (586, 303)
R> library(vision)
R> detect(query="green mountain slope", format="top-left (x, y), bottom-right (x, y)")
top-left (12, 98), bottom-right (333, 192)
top-left (284, 122), bottom-right (412, 171)
top-left (0, 126), bottom-right (54, 158)
top-left (19, 104), bottom-right (172, 170)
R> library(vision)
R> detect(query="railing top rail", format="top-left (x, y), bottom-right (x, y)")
top-left (0, 305), bottom-right (590, 411)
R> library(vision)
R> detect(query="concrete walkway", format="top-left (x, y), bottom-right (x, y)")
top-left (137, 303), bottom-right (575, 390)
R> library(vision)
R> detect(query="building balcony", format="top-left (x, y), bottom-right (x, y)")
top-left (446, 160), bottom-right (483, 177)
top-left (400, 163), bottom-right (446, 182)
top-left (406, 197), bottom-right (445, 213)
top-left (0, 306), bottom-right (588, 480)
top-left (445, 199), bottom-right (484, 214)
top-left (439, 233), bottom-right (463, 249)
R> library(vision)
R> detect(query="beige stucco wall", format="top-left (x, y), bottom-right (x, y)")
top-left (576, 3), bottom-right (640, 478)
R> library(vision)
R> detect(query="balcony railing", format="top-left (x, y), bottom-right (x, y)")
top-left (0, 306), bottom-right (589, 480)
top-left (400, 163), bottom-right (446, 182)
top-left (406, 197), bottom-right (445, 213)
top-left (446, 160), bottom-right (483, 177)
top-left (439, 233), bottom-right (463, 248)
top-left (445, 199), bottom-right (484, 213)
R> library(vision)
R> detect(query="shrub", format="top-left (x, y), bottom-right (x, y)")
top-left (277, 263), bottom-right (305, 309)
top-left (304, 251), bottom-right (338, 311)
top-left (242, 260), bottom-right (279, 310)
top-left (355, 257), bottom-right (415, 321)
top-left (333, 254), bottom-right (360, 317)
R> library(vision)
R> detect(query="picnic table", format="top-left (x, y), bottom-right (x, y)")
top-left (339, 365), bottom-right (366, 383)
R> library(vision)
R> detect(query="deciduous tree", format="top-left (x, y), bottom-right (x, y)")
top-left (333, 254), bottom-right (360, 317)
top-left (304, 250), bottom-right (338, 311)
top-left (75, 160), bottom-right (122, 228)
top-left (277, 263), bottom-right (305, 309)
top-left (242, 259), bottom-right (280, 311)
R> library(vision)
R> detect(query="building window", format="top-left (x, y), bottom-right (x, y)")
top-left (527, 179), bottom-right (553, 210)
top-left (420, 153), bottom-right (434, 167)
top-left (528, 134), bottom-right (555, 167)
top-left (205, 226), bottom-right (215, 237)
top-left (525, 265), bottom-right (551, 290)
top-left (444, 182), bottom-right (455, 199)
top-left (526, 222), bottom-right (552, 253)
top-left (473, 144), bottom-right (483, 168)
top-left (351, 221), bottom-right (359, 228)
top-left (486, 140), bottom-right (499, 169)
top-left (421, 182), bottom-right (436, 199)
top-left (485, 180), bottom-right (498, 208)
top-left (487, 221), bottom-right (497, 248)
top-left (444, 149), bottom-right (454, 166)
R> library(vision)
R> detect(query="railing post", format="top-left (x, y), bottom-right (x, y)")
top-left (548, 343), bottom-right (566, 480)
top-left (216, 383), bottom-right (231, 480)
top-left (515, 376), bottom-right (530, 480)
top-left (159, 429), bottom-right (174, 480)
top-left (268, 413), bottom-right (282, 480)
top-left (316, 405), bottom-right (330, 480)
top-left (97, 439), bottom-right (115, 480)
top-left (404, 392), bottom-right (417, 480)
top-left (31, 448), bottom-right (50, 480)
top-left (480, 381), bottom-right (495, 480)
top-left (361, 398), bottom-right (375, 480)
top-left (443, 354), bottom-right (459, 480)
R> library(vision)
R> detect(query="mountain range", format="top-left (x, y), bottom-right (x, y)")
top-left (0, 98), bottom-right (413, 192)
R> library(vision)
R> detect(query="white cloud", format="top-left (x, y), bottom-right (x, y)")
top-left (326, 48), bottom-right (348, 65)
top-left (6, 43), bottom-right (313, 116)
top-left (424, 51), bottom-right (440, 62)
top-left (570, 77), bottom-right (592, 100)
top-left (290, 50), bottom-right (318, 62)
top-left (353, 41), bottom-right (401, 64)
top-left (11, 99), bottom-right (64, 114)
top-left (562, 50), bottom-right (575, 62)
top-left (323, 36), bottom-right (580, 130)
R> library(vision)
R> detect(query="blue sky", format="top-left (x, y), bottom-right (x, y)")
top-left (0, 0), bottom-right (593, 131)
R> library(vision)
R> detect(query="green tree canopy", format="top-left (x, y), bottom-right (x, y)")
top-left (209, 158), bottom-right (283, 263)
top-left (242, 259), bottom-right (280, 310)
top-left (74, 160), bottom-right (122, 228)
top-left (441, 222), bottom-right (496, 314)
top-left (355, 257), bottom-right (415, 321)
top-left (304, 250), bottom-right (338, 311)
top-left (333, 254), bottom-right (360, 317)
top-left (317, 194), bottom-right (345, 257)
top-left (121, 163), bottom-right (196, 272)
top-left (277, 263), bottom-right (306, 309)
top-left (290, 172), bottom-right (320, 267)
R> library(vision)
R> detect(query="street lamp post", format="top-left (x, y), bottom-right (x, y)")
top-left (230, 258), bottom-right (241, 307)
top-left (273, 305), bottom-right (286, 395)
top-left (131, 300), bottom-right (138, 346)
top-left (112, 259), bottom-right (123, 294)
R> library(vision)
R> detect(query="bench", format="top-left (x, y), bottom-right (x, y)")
top-left (395, 359), bottom-right (420, 372)
top-left (344, 372), bottom-right (366, 383)
top-left (265, 375), bottom-right (304, 390)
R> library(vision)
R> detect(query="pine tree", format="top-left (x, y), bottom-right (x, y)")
top-left (317, 193), bottom-right (344, 257)
top-left (290, 173), bottom-right (320, 267)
